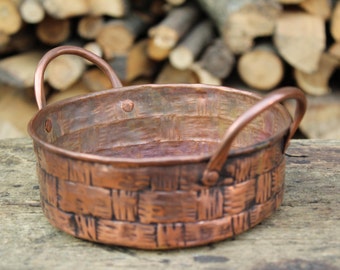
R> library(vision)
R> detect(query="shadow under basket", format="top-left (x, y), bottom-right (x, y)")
top-left (28, 46), bottom-right (306, 250)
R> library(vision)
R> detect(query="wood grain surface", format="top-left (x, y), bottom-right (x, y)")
top-left (0, 138), bottom-right (339, 269)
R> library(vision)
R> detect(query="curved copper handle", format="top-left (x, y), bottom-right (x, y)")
top-left (202, 87), bottom-right (307, 185)
top-left (34, 45), bottom-right (123, 110)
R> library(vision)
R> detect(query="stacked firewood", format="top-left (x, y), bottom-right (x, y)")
top-left (1, 0), bottom-right (339, 92)
top-left (0, 0), bottom-right (339, 139)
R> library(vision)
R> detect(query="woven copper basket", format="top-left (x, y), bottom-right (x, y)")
top-left (28, 46), bottom-right (306, 250)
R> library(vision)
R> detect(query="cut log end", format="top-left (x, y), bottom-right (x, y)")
top-left (36, 16), bottom-right (70, 45)
top-left (20, 0), bottom-right (45, 24)
top-left (238, 49), bottom-right (284, 91)
top-left (169, 46), bottom-right (193, 70)
top-left (0, 0), bottom-right (22, 35)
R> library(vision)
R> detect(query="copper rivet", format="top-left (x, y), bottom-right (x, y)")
top-left (202, 171), bottom-right (219, 186)
top-left (121, 99), bottom-right (134, 112)
top-left (44, 119), bottom-right (52, 133)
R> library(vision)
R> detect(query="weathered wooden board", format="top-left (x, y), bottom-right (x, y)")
top-left (0, 138), bottom-right (339, 270)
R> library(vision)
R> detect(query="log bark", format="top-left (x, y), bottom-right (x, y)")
top-left (77, 16), bottom-right (104, 40)
top-left (0, 51), bottom-right (43, 88)
top-left (41, 0), bottom-right (89, 19)
top-left (169, 20), bottom-right (214, 70)
top-left (147, 4), bottom-right (201, 60)
top-left (0, 0), bottom-right (22, 35)
top-left (96, 13), bottom-right (149, 59)
top-left (299, 0), bottom-right (331, 19)
top-left (196, 0), bottom-right (281, 54)
top-left (237, 44), bottom-right (284, 91)
top-left (155, 62), bottom-right (198, 84)
top-left (196, 38), bottom-right (235, 79)
top-left (108, 39), bottom-right (156, 83)
top-left (330, 1), bottom-right (340, 41)
top-left (19, 0), bottom-right (45, 24)
top-left (87, 0), bottom-right (129, 18)
top-left (294, 53), bottom-right (339, 96)
top-left (36, 16), bottom-right (71, 45)
top-left (274, 11), bottom-right (325, 73)
top-left (46, 54), bottom-right (86, 91)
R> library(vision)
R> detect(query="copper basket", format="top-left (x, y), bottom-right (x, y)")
top-left (28, 46), bottom-right (307, 250)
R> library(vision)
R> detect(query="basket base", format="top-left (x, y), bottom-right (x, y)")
top-left (40, 190), bottom-right (283, 250)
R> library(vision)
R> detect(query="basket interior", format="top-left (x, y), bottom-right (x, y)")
top-left (30, 85), bottom-right (291, 159)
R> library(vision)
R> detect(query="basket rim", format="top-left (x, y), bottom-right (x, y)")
top-left (27, 83), bottom-right (291, 166)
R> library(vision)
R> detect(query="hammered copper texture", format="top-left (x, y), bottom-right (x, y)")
top-left (28, 46), bottom-right (307, 249)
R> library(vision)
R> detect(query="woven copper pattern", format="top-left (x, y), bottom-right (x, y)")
top-left (36, 139), bottom-right (285, 249)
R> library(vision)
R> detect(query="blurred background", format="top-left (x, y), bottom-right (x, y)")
top-left (0, 0), bottom-right (339, 140)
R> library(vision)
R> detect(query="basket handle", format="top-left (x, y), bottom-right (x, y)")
top-left (34, 45), bottom-right (123, 110)
top-left (202, 87), bottom-right (307, 186)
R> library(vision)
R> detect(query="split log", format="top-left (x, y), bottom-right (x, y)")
top-left (46, 54), bottom-right (86, 91)
top-left (19, 0), bottom-right (45, 24)
top-left (0, 121), bottom-right (24, 139)
top-left (331, 1), bottom-right (340, 41)
top-left (36, 16), bottom-right (71, 45)
top-left (196, 0), bottom-right (281, 54)
top-left (147, 4), bottom-right (201, 60)
top-left (169, 20), bottom-right (214, 70)
top-left (41, 0), bottom-right (89, 19)
top-left (47, 81), bottom-right (90, 104)
top-left (82, 68), bottom-right (112, 92)
top-left (0, 0), bottom-right (22, 35)
top-left (77, 16), bottom-right (104, 40)
top-left (155, 62), bottom-right (198, 84)
top-left (274, 11), bottom-right (325, 73)
top-left (196, 38), bottom-right (235, 79)
top-left (147, 38), bottom-right (171, 61)
top-left (125, 77), bottom-right (153, 86)
top-left (285, 94), bottom-right (340, 139)
top-left (88, 0), bottom-right (129, 18)
top-left (96, 13), bottom-right (149, 59)
top-left (0, 85), bottom-right (37, 138)
top-left (294, 53), bottom-right (339, 96)
top-left (189, 63), bottom-right (222, 85)
top-left (299, 0), bottom-right (331, 19)
top-left (108, 39), bottom-right (156, 83)
top-left (0, 51), bottom-right (43, 88)
top-left (237, 44), bottom-right (284, 91)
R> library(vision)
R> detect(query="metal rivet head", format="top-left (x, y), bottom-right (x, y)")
top-left (44, 119), bottom-right (52, 133)
top-left (121, 99), bottom-right (134, 112)
top-left (202, 170), bottom-right (219, 186)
